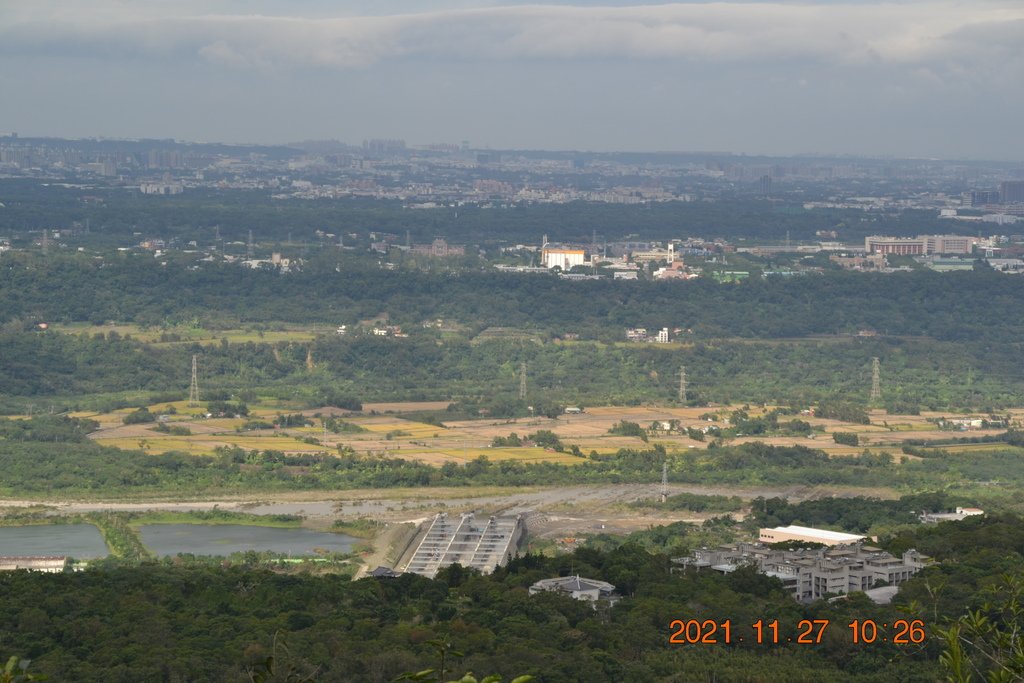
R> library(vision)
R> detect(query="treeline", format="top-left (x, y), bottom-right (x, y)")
top-left (0, 179), bottom-right (951, 246)
top-left (888, 512), bottom-right (1024, 646)
top-left (815, 401), bottom-right (871, 424)
top-left (0, 415), bottom-right (97, 442)
top-left (5, 438), bottom-right (1024, 500)
top-left (749, 493), bottom-right (965, 534)
top-left (2, 327), bottom-right (1023, 411)
top-left (3, 253), bottom-right (1024, 345)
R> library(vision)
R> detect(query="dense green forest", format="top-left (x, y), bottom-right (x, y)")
top-left (4, 513), bottom-right (1024, 682)
top-left (3, 254), bottom-right (1021, 344)
top-left (0, 547), bottom-right (938, 682)
top-left (0, 325), bottom-right (1020, 411)
top-left (2, 253), bottom-right (1024, 409)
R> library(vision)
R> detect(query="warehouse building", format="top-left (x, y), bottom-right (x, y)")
top-left (542, 247), bottom-right (586, 270)
top-left (0, 556), bottom-right (68, 573)
top-left (759, 525), bottom-right (866, 546)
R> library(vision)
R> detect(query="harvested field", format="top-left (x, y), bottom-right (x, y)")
top-left (81, 401), bottom-right (1020, 466)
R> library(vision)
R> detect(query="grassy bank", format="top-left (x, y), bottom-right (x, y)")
top-left (127, 508), bottom-right (305, 529)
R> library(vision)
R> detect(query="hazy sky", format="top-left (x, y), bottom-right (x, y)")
top-left (1, 1), bottom-right (1022, 159)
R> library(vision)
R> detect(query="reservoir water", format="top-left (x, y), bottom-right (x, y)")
top-left (138, 524), bottom-right (357, 557)
top-left (0, 524), bottom-right (109, 558)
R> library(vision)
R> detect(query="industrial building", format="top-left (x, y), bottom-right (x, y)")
top-left (630, 244), bottom-right (674, 263)
top-left (404, 513), bottom-right (524, 578)
top-left (542, 247), bottom-right (586, 270)
top-left (920, 507), bottom-right (984, 523)
top-left (0, 556), bottom-right (68, 573)
top-left (675, 542), bottom-right (929, 603)
top-left (759, 525), bottom-right (866, 546)
top-left (411, 238), bottom-right (465, 257)
top-left (864, 234), bottom-right (983, 256)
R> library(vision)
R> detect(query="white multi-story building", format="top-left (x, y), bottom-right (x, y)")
top-left (865, 234), bottom-right (983, 255)
top-left (676, 542), bottom-right (929, 603)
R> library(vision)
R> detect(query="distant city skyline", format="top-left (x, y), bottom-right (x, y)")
top-left (2, 1), bottom-right (1023, 161)
top-left (3, 132), bottom-right (1023, 166)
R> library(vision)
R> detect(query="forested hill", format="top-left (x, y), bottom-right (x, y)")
top-left (6, 513), bottom-right (1024, 681)
top-left (1, 253), bottom-right (1022, 342)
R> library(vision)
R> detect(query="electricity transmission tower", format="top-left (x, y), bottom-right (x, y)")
top-left (870, 357), bottom-right (881, 402)
top-left (678, 366), bottom-right (688, 403)
top-left (247, 229), bottom-right (254, 259)
top-left (519, 362), bottom-right (527, 400)
top-left (188, 355), bottom-right (200, 407)
top-left (661, 461), bottom-right (668, 503)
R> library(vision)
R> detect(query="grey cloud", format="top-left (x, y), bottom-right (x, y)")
top-left (1, 2), bottom-right (1021, 73)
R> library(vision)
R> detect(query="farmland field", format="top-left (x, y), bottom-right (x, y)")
top-left (79, 398), bottom-right (1023, 465)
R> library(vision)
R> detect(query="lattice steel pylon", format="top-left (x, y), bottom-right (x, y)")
top-left (870, 357), bottom-right (881, 402)
top-left (661, 461), bottom-right (668, 503)
top-left (188, 355), bottom-right (199, 407)
top-left (678, 366), bottom-right (688, 403)
top-left (519, 362), bottom-right (527, 400)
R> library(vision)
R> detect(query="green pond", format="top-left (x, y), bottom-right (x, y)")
top-left (0, 524), bottom-right (108, 558)
top-left (138, 524), bottom-right (357, 556)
